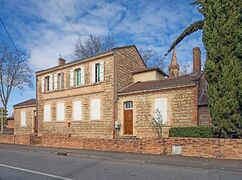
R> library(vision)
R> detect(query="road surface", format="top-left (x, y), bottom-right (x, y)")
top-left (0, 144), bottom-right (241, 180)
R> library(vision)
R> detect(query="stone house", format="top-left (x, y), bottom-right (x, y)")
top-left (13, 45), bottom-right (210, 138)
top-left (13, 99), bottom-right (37, 135)
top-left (116, 47), bottom-right (210, 138)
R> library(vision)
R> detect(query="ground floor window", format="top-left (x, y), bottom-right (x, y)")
top-left (20, 111), bottom-right (26, 127)
top-left (91, 99), bottom-right (101, 120)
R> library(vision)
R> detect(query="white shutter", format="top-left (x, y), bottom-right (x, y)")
top-left (57, 102), bottom-right (65, 121)
top-left (100, 62), bottom-right (104, 82)
top-left (20, 111), bottom-right (26, 127)
top-left (92, 64), bottom-right (96, 83)
top-left (61, 73), bottom-right (64, 89)
top-left (73, 101), bottom-right (82, 121)
top-left (81, 66), bottom-right (85, 85)
top-left (44, 104), bottom-right (51, 122)
top-left (41, 77), bottom-right (45, 93)
top-left (154, 98), bottom-right (168, 124)
top-left (70, 69), bottom-right (74, 87)
top-left (91, 99), bottom-right (100, 120)
top-left (49, 74), bottom-right (53, 91)
top-left (54, 74), bottom-right (58, 90)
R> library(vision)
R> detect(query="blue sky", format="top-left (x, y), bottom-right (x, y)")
top-left (0, 0), bottom-right (204, 114)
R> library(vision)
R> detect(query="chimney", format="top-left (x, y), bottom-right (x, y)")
top-left (193, 47), bottom-right (201, 73)
top-left (169, 48), bottom-right (179, 77)
top-left (58, 58), bottom-right (66, 66)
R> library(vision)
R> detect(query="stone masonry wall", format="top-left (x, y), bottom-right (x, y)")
top-left (117, 86), bottom-right (198, 139)
top-left (114, 47), bottom-right (147, 93)
top-left (37, 55), bottom-right (115, 139)
top-left (0, 134), bottom-right (241, 160)
top-left (14, 106), bottom-right (36, 135)
top-left (40, 134), bottom-right (242, 160)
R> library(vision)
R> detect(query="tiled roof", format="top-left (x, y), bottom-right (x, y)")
top-left (132, 67), bottom-right (168, 77)
top-left (118, 73), bottom-right (201, 95)
top-left (13, 99), bottom-right (36, 108)
top-left (36, 45), bottom-right (146, 75)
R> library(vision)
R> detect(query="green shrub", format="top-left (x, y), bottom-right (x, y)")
top-left (169, 126), bottom-right (213, 138)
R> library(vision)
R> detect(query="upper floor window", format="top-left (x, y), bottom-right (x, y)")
top-left (58, 73), bottom-right (64, 90)
top-left (54, 73), bottom-right (64, 91)
top-left (70, 67), bottom-right (85, 87)
top-left (41, 75), bottom-right (53, 93)
top-left (92, 62), bottom-right (104, 83)
top-left (45, 76), bottom-right (50, 92)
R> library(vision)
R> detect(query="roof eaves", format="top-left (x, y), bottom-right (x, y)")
top-left (118, 83), bottom-right (197, 96)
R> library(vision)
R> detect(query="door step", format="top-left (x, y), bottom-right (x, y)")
top-left (116, 135), bottom-right (138, 140)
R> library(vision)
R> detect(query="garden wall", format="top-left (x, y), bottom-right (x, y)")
top-left (0, 134), bottom-right (241, 159)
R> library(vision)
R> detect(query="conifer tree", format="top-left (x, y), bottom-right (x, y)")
top-left (166, 0), bottom-right (242, 138)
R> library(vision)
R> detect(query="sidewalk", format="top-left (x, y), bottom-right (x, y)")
top-left (1, 143), bottom-right (242, 172)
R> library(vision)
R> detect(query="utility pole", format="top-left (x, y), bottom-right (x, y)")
top-left (0, 108), bottom-right (8, 134)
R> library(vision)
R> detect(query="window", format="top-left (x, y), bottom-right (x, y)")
top-left (45, 76), bottom-right (50, 92)
top-left (91, 99), bottom-right (101, 120)
top-left (56, 102), bottom-right (65, 121)
top-left (44, 104), bottom-right (51, 121)
top-left (92, 62), bottom-right (104, 83)
top-left (75, 68), bottom-right (81, 87)
top-left (20, 111), bottom-right (26, 127)
top-left (154, 98), bottom-right (168, 124)
top-left (70, 67), bottom-right (84, 87)
top-left (124, 101), bottom-right (133, 109)
top-left (95, 63), bottom-right (101, 82)
top-left (73, 101), bottom-right (82, 121)
top-left (58, 73), bottom-right (64, 90)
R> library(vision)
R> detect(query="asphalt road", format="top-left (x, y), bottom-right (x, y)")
top-left (0, 144), bottom-right (241, 180)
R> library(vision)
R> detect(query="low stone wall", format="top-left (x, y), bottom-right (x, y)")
top-left (0, 134), bottom-right (31, 145)
top-left (41, 134), bottom-right (242, 159)
top-left (1, 134), bottom-right (241, 159)
top-left (167, 138), bottom-right (242, 159)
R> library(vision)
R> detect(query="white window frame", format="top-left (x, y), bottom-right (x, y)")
top-left (20, 111), bottom-right (26, 127)
top-left (56, 102), bottom-right (65, 121)
top-left (73, 100), bottom-right (82, 121)
top-left (44, 104), bottom-right (51, 122)
top-left (90, 99), bottom-right (101, 120)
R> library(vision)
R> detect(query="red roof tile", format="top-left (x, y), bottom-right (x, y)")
top-left (13, 99), bottom-right (36, 108)
top-left (118, 73), bottom-right (201, 95)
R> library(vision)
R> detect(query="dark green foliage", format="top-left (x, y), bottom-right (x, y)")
top-left (201, 0), bottom-right (242, 138)
top-left (169, 126), bottom-right (213, 138)
top-left (167, 0), bottom-right (242, 138)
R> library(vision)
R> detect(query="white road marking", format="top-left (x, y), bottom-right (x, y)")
top-left (0, 163), bottom-right (73, 180)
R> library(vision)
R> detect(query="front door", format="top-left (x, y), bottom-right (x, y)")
top-left (123, 101), bottom-right (133, 135)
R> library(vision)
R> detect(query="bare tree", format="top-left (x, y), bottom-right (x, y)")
top-left (139, 48), bottom-right (164, 69)
top-left (0, 44), bottom-right (33, 110)
top-left (151, 109), bottom-right (164, 138)
top-left (180, 63), bottom-right (191, 75)
top-left (74, 34), bottom-right (115, 59)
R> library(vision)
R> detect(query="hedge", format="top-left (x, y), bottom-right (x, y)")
top-left (169, 126), bottom-right (213, 138)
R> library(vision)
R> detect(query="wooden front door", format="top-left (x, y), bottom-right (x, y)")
top-left (124, 101), bottom-right (133, 135)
